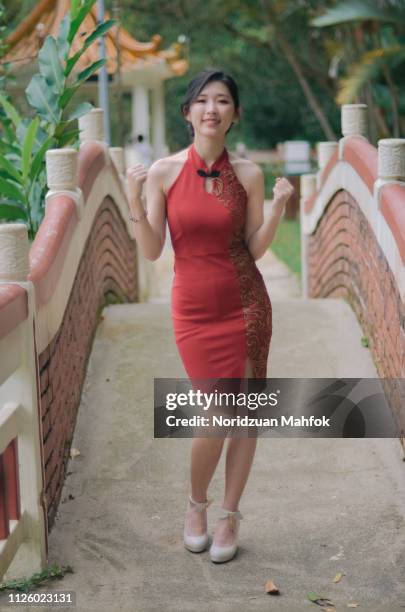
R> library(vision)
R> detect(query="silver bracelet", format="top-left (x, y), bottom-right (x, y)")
top-left (129, 210), bottom-right (148, 223)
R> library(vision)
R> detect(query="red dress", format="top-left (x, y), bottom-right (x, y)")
top-left (166, 142), bottom-right (272, 381)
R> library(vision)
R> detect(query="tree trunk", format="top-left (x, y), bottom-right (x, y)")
top-left (260, 0), bottom-right (336, 140)
top-left (276, 32), bottom-right (336, 140)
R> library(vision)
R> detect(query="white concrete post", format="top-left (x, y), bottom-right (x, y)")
top-left (0, 223), bottom-right (30, 281)
top-left (300, 174), bottom-right (317, 298)
top-left (109, 147), bottom-right (126, 179)
top-left (339, 104), bottom-right (368, 159)
top-left (316, 142), bottom-right (338, 189)
top-left (132, 85), bottom-right (149, 142)
top-left (151, 81), bottom-right (167, 160)
top-left (0, 223), bottom-right (47, 581)
top-left (341, 104), bottom-right (368, 137)
top-left (45, 148), bottom-right (83, 218)
top-left (78, 108), bottom-right (105, 144)
top-left (317, 142), bottom-right (339, 170)
top-left (374, 138), bottom-right (405, 209)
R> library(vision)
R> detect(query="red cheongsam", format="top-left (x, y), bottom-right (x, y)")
top-left (166, 142), bottom-right (272, 382)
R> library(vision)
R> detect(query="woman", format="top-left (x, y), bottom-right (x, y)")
top-left (126, 69), bottom-right (294, 563)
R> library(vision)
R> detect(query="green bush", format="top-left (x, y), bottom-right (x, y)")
top-left (0, 0), bottom-right (115, 240)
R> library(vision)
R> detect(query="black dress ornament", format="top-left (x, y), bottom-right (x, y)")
top-left (197, 169), bottom-right (221, 178)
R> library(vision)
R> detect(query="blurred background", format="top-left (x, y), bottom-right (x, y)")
top-left (2, 0), bottom-right (405, 278)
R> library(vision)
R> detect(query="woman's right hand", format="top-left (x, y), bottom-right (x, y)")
top-left (126, 164), bottom-right (148, 204)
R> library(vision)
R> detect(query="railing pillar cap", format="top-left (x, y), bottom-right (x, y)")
top-left (317, 141), bottom-right (338, 169)
top-left (300, 173), bottom-right (317, 199)
top-left (46, 148), bottom-right (78, 191)
top-left (378, 138), bottom-right (405, 181)
top-left (341, 103), bottom-right (368, 137)
top-left (0, 222), bottom-right (30, 281)
top-left (79, 108), bottom-right (105, 144)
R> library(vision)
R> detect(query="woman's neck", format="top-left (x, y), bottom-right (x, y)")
top-left (193, 136), bottom-right (226, 169)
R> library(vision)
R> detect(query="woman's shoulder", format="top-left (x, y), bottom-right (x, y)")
top-left (148, 147), bottom-right (190, 196)
top-left (228, 151), bottom-right (262, 175)
top-left (149, 147), bottom-right (189, 173)
top-left (228, 151), bottom-right (263, 195)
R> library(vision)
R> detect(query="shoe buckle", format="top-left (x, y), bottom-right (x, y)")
top-left (218, 508), bottom-right (243, 521)
top-left (189, 496), bottom-right (213, 511)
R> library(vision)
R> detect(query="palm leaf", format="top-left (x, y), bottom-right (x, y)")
top-left (0, 202), bottom-right (27, 221)
top-left (22, 117), bottom-right (40, 183)
top-left (336, 44), bottom-right (405, 104)
top-left (311, 0), bottom-right (405, 27)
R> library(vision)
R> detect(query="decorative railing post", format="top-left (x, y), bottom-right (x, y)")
top-left (109, 147), bottom-right (126, 180)
top-left (339, 104), bottom-right (368, 159)
top-left (45, 148), bottom-right (83, 218)
top-left (78, 108), bottom-right (105, 145)
top-left (299, 174), bottom-right (317, 298)
top-left (374, 138), bottom-right (405, 209)
top-left (316, 141), bottom-right (338, 189)
top-left (0, 223), bottom-right (30, 281)
top-left (0, 223), bottom-right (47, 580)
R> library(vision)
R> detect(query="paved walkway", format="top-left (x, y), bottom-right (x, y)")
top-left (7, 243), bottom-right (405, 612)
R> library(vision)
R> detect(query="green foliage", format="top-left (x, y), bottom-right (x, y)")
top-left (312, 1), bottom-right (405, 137)
top-left (269, 217), bottom-right (301, 278)
top-left (311, 0), bottom-right (405, 27)
top-left (0, 563), bottom-right (74, 593)
top-left (336, 45), bottom-right (405, 105)
top-left (0, 0), bottom-right (115, 240)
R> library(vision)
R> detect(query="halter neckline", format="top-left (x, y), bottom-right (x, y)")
top-left (189, 142), bottom-right (228, 173)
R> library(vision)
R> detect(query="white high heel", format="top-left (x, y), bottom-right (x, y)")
top-left (209, 508), bottom-right (243, 563)
top-left (183, 496), bottom-right (213, 553)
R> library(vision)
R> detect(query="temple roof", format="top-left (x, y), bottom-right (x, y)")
top-left (1, 0), bottom-right (188, 78)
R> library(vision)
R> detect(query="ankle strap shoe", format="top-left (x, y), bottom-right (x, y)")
top-left (209, 508), bottom-right (243, 563)
top-left (183, 496), bottom-right (213, 553)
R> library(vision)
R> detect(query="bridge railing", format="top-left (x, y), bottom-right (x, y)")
top-left (0, 108), bottom-right (138, 580)
top-left (300, 103), bottom-right (405, 443)
top-left (0, 233), bottom-right (47, 582)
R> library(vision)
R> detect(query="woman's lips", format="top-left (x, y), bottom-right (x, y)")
top-left (203, 119), bottom-right (219, 125)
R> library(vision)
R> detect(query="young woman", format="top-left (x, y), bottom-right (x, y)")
top-left (126, 69), bottom-right (294, 563)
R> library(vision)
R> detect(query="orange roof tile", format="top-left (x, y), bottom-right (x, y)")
top-left (1, 0), bottom-right (188, 77)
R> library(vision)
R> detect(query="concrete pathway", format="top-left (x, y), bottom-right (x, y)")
top-left (5, 243), bottom-right (405, 612)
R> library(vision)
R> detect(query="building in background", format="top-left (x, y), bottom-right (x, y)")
top-left (1, 0), bottom-right (189, 162)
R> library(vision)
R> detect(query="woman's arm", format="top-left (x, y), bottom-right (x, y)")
top-left (126, 161), bottom-right (167, 261)
top-left (244, 165), bottom-right (294, 261)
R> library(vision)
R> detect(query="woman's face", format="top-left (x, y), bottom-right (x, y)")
top-left (185, 80), bottom-right (239, 138)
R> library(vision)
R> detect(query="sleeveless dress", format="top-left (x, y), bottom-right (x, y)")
top-left (166, 142), bottom-right (272, 382)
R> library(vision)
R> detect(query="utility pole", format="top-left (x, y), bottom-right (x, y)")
top-left (97, 0), bottom-right (111, 145)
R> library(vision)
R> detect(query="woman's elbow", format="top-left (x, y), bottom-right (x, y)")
top-left (144, 240), bottom-right (164, 261)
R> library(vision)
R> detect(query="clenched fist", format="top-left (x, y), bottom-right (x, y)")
top-left (272, 177), bottom-right (294, 206)
top-left (126, 164), bottom-right (148, 203)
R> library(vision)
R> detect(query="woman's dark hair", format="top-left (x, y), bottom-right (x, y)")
top-left (180, 68), bottom-right (240, 140)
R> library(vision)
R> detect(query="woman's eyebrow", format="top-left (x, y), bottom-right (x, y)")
top-left (197, 93), bottom-right (230, 98)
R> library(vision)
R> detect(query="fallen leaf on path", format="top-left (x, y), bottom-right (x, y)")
top-left (347, 604), bottom-right (359, 608)
top-left (307, 592), bottom-right (334, 607)
top-left (332, 572), bottom-right (345, 583)
top-left (265, 579), bottom-right (280, 594)
top-left (70, 448), bottom-right (80, 458)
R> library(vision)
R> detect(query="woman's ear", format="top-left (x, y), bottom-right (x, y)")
top-left (235, 105), bottom-right (243, 123)
top-left (183, 105), bottom-right (191, 123)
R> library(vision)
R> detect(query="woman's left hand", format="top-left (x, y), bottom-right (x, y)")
top-left (272, 177), bottom-right (295, 207)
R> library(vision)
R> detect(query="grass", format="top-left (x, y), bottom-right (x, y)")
top-left (269, 217), bottom-right (302, 278)
top-left (0, 564), bottom-right (73, 593)
top-left (260, 162), bottom-right (302, 278)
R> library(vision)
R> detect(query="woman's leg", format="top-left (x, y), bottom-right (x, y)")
top-left (185, 436), bottom-right (227, 536)
top-left (213, 358), bottom-right (258, 545)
